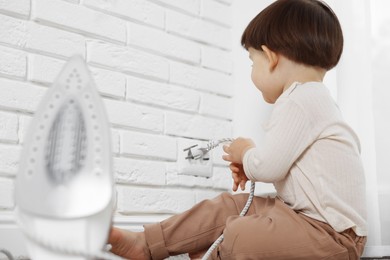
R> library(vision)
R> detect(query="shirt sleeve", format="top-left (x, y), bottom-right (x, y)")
top-left (243, 99), bottom-right (317, 183)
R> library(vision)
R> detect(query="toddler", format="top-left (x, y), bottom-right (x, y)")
top-left (109, 0), bottom-right (367, 259)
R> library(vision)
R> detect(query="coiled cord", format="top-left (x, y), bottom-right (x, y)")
top-left (202, 181), bottom-right (255, 260)
top-left (204, 138), bottom-right (235, 152)
top-left (201, 139), bottom-right (256, 260)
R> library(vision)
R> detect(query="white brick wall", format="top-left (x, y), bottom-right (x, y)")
top-left (0, 0), bottom-right (30, 18)
top-left (0, 0), bottom-right (234, 257)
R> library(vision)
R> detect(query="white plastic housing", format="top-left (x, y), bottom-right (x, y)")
top-left (177, 139), bottom-right (213, 178)
top-left (15, 56), bottom-right (114, 260)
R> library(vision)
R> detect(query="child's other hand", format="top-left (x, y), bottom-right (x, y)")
top-left (222, 137), bottom-right (255, 164)
top-left (229, 163), bottom-right (249, 191)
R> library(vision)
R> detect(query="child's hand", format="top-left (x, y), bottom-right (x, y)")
top-left (229, 163), bottom-right (249, 191)
top-left (222, 138), bottom-right (254, 191)
top-left (222, 137), bottom-right (255, 164)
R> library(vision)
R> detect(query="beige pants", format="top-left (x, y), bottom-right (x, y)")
top-left (144, 192), bottom-right (366, 260)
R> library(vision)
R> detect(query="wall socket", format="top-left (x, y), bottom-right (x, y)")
top-left (177, 139), bottom-right (213, 178)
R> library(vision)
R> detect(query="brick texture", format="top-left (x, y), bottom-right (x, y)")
top-left (0, 0), bottom-right (30, 18)
top-left (0, 0), bottom-right (234, 243)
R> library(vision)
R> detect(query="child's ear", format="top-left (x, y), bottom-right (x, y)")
top-left (261, 45), bottom-right (278, 71)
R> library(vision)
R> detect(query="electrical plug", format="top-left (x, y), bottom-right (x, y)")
top-left (183, 144), bottom-right (210, 160)
top-left (183, 138), bottom-right (234, 161)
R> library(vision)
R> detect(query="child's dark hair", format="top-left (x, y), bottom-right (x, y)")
top-left (241, 0), bottom-right (343, 70)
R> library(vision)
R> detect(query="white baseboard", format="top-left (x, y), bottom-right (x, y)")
top-left (362, 246), bottom-right (390, 257)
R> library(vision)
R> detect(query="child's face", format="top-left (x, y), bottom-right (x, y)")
top-left (248, 47), bottom-right (282, 104)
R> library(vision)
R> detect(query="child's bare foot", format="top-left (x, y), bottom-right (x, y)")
top-left (108, 227), bottom-right (151, 260)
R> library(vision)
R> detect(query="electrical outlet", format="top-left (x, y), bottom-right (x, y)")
top-left (177, 139), bottom-right (213, 178)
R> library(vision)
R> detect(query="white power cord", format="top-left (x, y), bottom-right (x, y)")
top-left (201, 181), bottom-right (255, 260)
top-left (184, 138), bottom-right (256, 260)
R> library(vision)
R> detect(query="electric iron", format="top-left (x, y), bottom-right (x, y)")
top-left (15, 56), bottom-right (122, 260)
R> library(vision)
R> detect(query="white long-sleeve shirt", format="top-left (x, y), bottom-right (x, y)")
top-left (243, 82), bottom-right (367, 236)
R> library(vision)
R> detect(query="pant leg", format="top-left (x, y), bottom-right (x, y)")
top-left (144, 192), bottom-right (251, 259)
top-left (217, 197), bottom-right (350, 260)
top-left (299, 214), bottom-right (367, 260)
top-left (144, 192), bottom-right (365, 260)
top-left (218, 198), bottom-right (365, 260)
